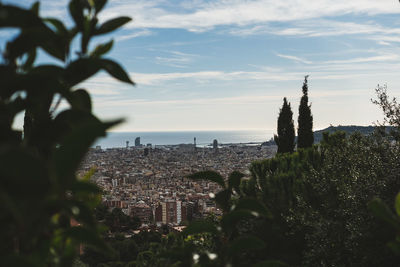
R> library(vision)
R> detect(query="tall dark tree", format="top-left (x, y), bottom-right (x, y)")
top-left (297, 75), bottom-right (314, 148)
top-left (274, 97), bottom-right (295, 153)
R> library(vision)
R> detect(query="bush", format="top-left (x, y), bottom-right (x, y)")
top-left (0, 1), bottom-right (133, 266)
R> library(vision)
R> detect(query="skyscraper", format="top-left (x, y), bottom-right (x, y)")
top-left (213, 139), bottom-right (218, 150)
top-left (135, 137), bottom-right (140, 147)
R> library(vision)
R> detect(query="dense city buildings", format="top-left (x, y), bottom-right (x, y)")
top-left (79, 143), bottom-right (276, 227)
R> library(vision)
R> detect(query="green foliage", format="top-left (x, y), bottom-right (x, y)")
top-left (274, 97), bottom-right (295, 153)
top-left (290, 132), bottom-right (399, 265)
top-left (188, 171), bottom-right (226, 189)
top-left (236, 130), bottom-right (400, 266)
top-left (102, 207), bottom-right (141, 232)
top-left (369, 192), bottom-right (400, 255)
top-left (238, 147), bottom-right (323, 265)
top-left (186, 170), bottom-right (279, 266)
top-left (372, 84), bottom-right (400, 128)
top-left (313, 125), bottom-right (383, 143)
top-left (81, 236), bottom-right (139, 266)
top-left (252, 261), bottom-right (288, 267)
top-left (297, 75), bottom-right (314, 148)
top-left (0, 0), bottom-right (133, 266)
top-left (81, 230), bottom-right (199, 267)
top-left (372, 84), bottom-right (400, 141)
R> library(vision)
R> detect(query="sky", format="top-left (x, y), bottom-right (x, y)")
top-left (3, 0), bottom-right (400, 133)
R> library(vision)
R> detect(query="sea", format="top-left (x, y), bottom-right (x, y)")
top-left (93, 130), bottom-right (275, 149)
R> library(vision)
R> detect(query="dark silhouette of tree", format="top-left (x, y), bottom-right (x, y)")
top-left (95, 203), bottom-right (109, 221)
top-left (103, 208), bottom-right (142, 232)
top-left (274, 98), bottom-right (295, 153)
top-left (297, 75), bottom-right (314, 148)
top-left (372, 84), bottom-right (400, 140)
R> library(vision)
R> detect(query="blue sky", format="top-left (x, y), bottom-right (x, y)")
top-left (4, 0), bottom-right (400, 133)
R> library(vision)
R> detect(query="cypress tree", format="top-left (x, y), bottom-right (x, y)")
top-left (274, 97), bottom-right (295, 153)
top-left (297, 75), bottom-right (314, 148)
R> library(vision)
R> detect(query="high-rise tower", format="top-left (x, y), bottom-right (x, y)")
top-left (213, 139), bottom-right (218, 153)
top-left (135, 137), bottom-right (140, 147)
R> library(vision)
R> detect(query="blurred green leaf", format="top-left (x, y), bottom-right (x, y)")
top-left (369, 198), bottom-right (400, 230)
top-left (0, 4), bottom-right (43, 28)
top-left (52, 118), bottom-right (122, 185)
top-left (388, 239), bottom-right (400, 255)
top-left (68, 200), bottom-right (98, 225)
top-left (22, 65), bottom-right (64, 92)
top-left (228, 235), bottom-right (265, 256)
top-left (95, 16), bottom-right (131, 35)
top-left (2, 255), bottom-right (33, 267)
top-left (44, 18), bottom-right (68, 36)
top-left (100, 59), bottom-right (134, 84)
top-left (6, 27), bottom-right (66, 61)
top-left (81, 16), bottom-right (97, 54)
top-left (81, 167), bottom-right (96, 181)
top-left (91, 40), bottom-right (113, 58)
top-left (187, 170), bottom-right (225, 188)
top-left (6, 65), bottom-right (64, 94)
top-left (0, 187), bottom-right (24, 226)
top-left (215, 189), bottom-right (231, 212)
top-left (65, 58), bottom-right (134, 86)
top-left (221, 210), bottom-right (256, 232)
top-left (69, 0), bottom-right (84, 30)
top-left (53, 110), bottom-right (96, 136)
top-left (94, 0), bottom-right (107, 14)
top-left (253, 260), bottom-right (288, 267)
top-left (0, 147), bottom-right (49, 197)
top-left (183, 220), bottom-right (219, 236)
top-left (68, 89), bottom-right (92, 112)
top-left (30, 1), bottom-right (40, 15)
top-left (228, 171), bottom-right (244, 193)
top-left (395, 193), bottom-right (400, 217)
top-left (22, 49), bottom-right (37, 71)
top-left (64, 58), bottom-right (102, 86)
top-left (71, 180), bottom-right (101, 194)
top-left (64, 226), bottom-right (110, 252)
top-left (234, 198), bottom-right (272, 218)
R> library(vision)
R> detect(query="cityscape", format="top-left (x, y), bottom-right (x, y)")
top-left (79, 138), bottom-right (276, 228)
top-left (3, 0), bottom-right (400, 266)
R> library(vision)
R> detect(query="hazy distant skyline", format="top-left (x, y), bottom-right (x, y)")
top-left (4, 0), bottom-right (400, 132)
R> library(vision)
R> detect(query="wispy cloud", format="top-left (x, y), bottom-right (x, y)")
top-left (323, 54), bottom-right (400, 64)
top-left (94, 89), bottom-right (367, 109)
top-left (116, 29), bottom-right (153, 41)
top-left (78, 46), bottom-right (400, 90)
top-left (81, 75), bottom-right (132, 96)
top-left (100, 0), bottom-right (400, 32)
top-left (155, 50), bottom-right (199, 68)
top-left (129, 69), bottom-right (385, 86)
top-left (18, 0), bottom-right (400, 43)
top-left (276, 53), bottom-right (312, 64)
top-left (228, 19), bottom-right (400, 42)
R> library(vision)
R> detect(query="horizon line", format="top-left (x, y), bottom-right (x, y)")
top-left (107, 124), bottom-right (376, 133)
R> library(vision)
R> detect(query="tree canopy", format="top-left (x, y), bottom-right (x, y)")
top-left (274, 97), bottom-right (295, 153)
top-left (297, 75), bottom-right (314, 148)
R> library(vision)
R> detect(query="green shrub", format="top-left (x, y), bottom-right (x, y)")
top-left (0, 1), bottom-right (133, 266)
